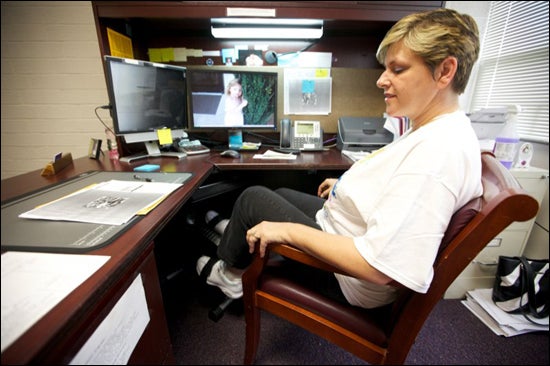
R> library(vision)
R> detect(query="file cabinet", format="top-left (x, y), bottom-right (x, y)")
top-left (444, 166), bottom-right (549, 299)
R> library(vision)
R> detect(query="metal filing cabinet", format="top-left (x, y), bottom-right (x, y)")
top-left (444, 166), bottom-right (549, 299)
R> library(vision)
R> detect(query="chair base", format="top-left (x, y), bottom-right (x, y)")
top-left (209, 296), bottom-right (235, 322)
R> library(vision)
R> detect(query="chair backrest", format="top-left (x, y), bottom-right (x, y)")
top-left (243, 151), bottom-right (540, 365)
top-left (384, 151), bottom-right (540, 363)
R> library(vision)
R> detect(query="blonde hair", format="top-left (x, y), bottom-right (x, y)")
top-left (376, 8), bottom-right (479, 94)
top-left (226, 78), bottom-right (242, 95)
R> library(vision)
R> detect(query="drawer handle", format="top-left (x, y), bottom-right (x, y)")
top-left (472, 259), bottom-right (498, 266)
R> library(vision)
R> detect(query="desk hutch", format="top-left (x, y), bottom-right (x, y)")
top-left (91, 1), bottom-right (445, 144)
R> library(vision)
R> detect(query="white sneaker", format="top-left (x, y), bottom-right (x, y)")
top-left (205, 210), bottom-right (229, 236)
top-left (196, 256), bottom-right (243, 299)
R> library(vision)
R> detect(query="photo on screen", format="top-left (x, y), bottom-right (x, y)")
top-left (187, 68), bottom-right (277, 130)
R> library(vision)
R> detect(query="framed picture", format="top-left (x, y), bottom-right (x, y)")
top-left (88, 138), bottom-right (102, 159)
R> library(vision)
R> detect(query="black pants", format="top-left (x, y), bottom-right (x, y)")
top-left (216, 185), bottom-right (348, 304)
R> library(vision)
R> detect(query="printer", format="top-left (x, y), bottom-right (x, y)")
top-left (468, 107), bottom-right (507, 140)
top-left (336, 116), bottom-right (394, 151)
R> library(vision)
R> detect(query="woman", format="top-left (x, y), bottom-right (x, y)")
top-left (198, 8), bottom-right (483, 309)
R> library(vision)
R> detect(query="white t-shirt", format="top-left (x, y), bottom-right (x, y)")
top-left (316, 110), bottom-right (483, 308)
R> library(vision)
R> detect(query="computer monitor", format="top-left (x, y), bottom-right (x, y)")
top-left (104, 56), bottom-right (188, 161)
top-left (187, 67), bottom-right (278, 134)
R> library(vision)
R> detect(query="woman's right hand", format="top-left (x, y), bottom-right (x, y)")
top-left (317, 178), bottom-right (337, 198)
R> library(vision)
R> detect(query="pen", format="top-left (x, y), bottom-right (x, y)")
top-left (133, 174), bottom-right (153, 182)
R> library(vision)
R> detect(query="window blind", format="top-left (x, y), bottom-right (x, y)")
top-left (468, 1), bottom-right (549, 143)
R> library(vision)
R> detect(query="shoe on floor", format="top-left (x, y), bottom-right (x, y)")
top-left (196, 256), bottom-right (243, 299)
top-left (205, 210), bottom-right (229, 236)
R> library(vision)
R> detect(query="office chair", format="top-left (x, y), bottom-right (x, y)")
top-left (242, 151), bottom-right (540, 365)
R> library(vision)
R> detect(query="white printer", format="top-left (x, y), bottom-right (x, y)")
top-left (336, 117), bottom-right (394, 151)
top-left (468, 107), bottom-right (507, 140)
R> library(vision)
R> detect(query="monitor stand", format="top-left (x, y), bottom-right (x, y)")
top-left (119, 141), bottom-right (186, 163)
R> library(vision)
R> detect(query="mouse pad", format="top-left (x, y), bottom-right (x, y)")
top-left (1, 171), bottom-right (193, 253)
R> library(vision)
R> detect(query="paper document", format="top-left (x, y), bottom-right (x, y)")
top-left (19, 179), bottom-right (182, 226)
top-left (253, 150), bottom-right (297, 160)
top-left (1, 252), bottom-right (110, 353)
top-left (341, 149), bottom-right (371, 162)
top-left (69, 274), bottom-right (149, 365)
top-left (462, 288), bottom-right (548, 337)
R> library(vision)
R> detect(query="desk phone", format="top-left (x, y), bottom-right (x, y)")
top-left (280, 119), bottom-right (323, 150)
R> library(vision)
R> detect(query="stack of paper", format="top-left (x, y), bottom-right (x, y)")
top-left (341, 150), bottom-right (371, 162)
top-left (462, 288), bottom-right (548, 337)
top-left (253, 150), bottom-right (297, 160)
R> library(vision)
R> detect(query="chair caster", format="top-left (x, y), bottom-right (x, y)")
top-left (208, 297), bottom-right (234, 322)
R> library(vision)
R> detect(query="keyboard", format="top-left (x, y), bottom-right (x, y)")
top-left (177, 143), bottom-right (210, 155)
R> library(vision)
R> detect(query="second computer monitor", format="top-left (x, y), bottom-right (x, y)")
top-left (186, 67), bottom-right (278, 131)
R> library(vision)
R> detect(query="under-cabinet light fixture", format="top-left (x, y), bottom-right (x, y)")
top-left (211, 18), bottom-right (323, 39)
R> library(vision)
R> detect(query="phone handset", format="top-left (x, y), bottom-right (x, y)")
top-left (280, 119), bottom-right (291, 148)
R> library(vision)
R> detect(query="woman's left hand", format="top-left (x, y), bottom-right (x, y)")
top-left (246, 221), bottom-right (289, 258)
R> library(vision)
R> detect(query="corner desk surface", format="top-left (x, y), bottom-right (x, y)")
top-left (0, 147), bottom-right (352, 364)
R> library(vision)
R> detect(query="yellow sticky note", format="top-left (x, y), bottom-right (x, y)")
top-left (161, 48), bottom-right (174, 62)
top-left (148, 48), bottom-right (163, 62)
top-left (157, 129), bottom-right (173, 145)
top-left (315, 68), bottom-right (329, 77)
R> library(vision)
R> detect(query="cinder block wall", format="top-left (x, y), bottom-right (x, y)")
top-left (1, 1), bottom-right (109, 180)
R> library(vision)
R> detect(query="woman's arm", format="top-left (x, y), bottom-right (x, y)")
top-left (246, 221), bottom-right (393, 285)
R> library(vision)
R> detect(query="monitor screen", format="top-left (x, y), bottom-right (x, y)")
top-left (187, 67), bottom-right (277, 130)
top-left (104, 56), bottom-right (188, 144)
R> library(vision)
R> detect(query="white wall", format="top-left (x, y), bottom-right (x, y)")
top-left (1, 1), bottom-right (108, 180)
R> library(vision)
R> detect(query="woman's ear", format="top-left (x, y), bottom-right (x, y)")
top-left (436, 56), bottom-right (458, 88)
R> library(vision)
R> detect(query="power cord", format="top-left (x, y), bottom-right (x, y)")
top-left (94, 105), bottom-right (115, 135)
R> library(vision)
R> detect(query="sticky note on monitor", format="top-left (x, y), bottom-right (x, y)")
top-left (157, 129), bottom-right (173, 145)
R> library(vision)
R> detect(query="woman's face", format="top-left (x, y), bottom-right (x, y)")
top-left (376, 41), bottom-right (439, 125)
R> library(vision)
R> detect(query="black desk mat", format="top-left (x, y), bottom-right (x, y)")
top-left (1, 171), bottom-right (193, 253)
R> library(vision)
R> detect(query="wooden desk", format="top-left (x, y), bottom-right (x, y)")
top-left (1, 147), bottom-right (351, 364)
top-left (208, 147), bottom-right (352, 171)
top-left (1, 155), bottom-right (213, 365)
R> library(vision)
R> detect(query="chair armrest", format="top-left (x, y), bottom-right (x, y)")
top-left (243, 242), bottom-right (351, 302)
top-left (260, 242), bottom-right (351, 276)
top-left (253, 242), bottom-right (405, 289)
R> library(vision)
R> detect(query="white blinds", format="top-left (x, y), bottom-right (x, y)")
top-left (468, 1), bottom-right (549, 143)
